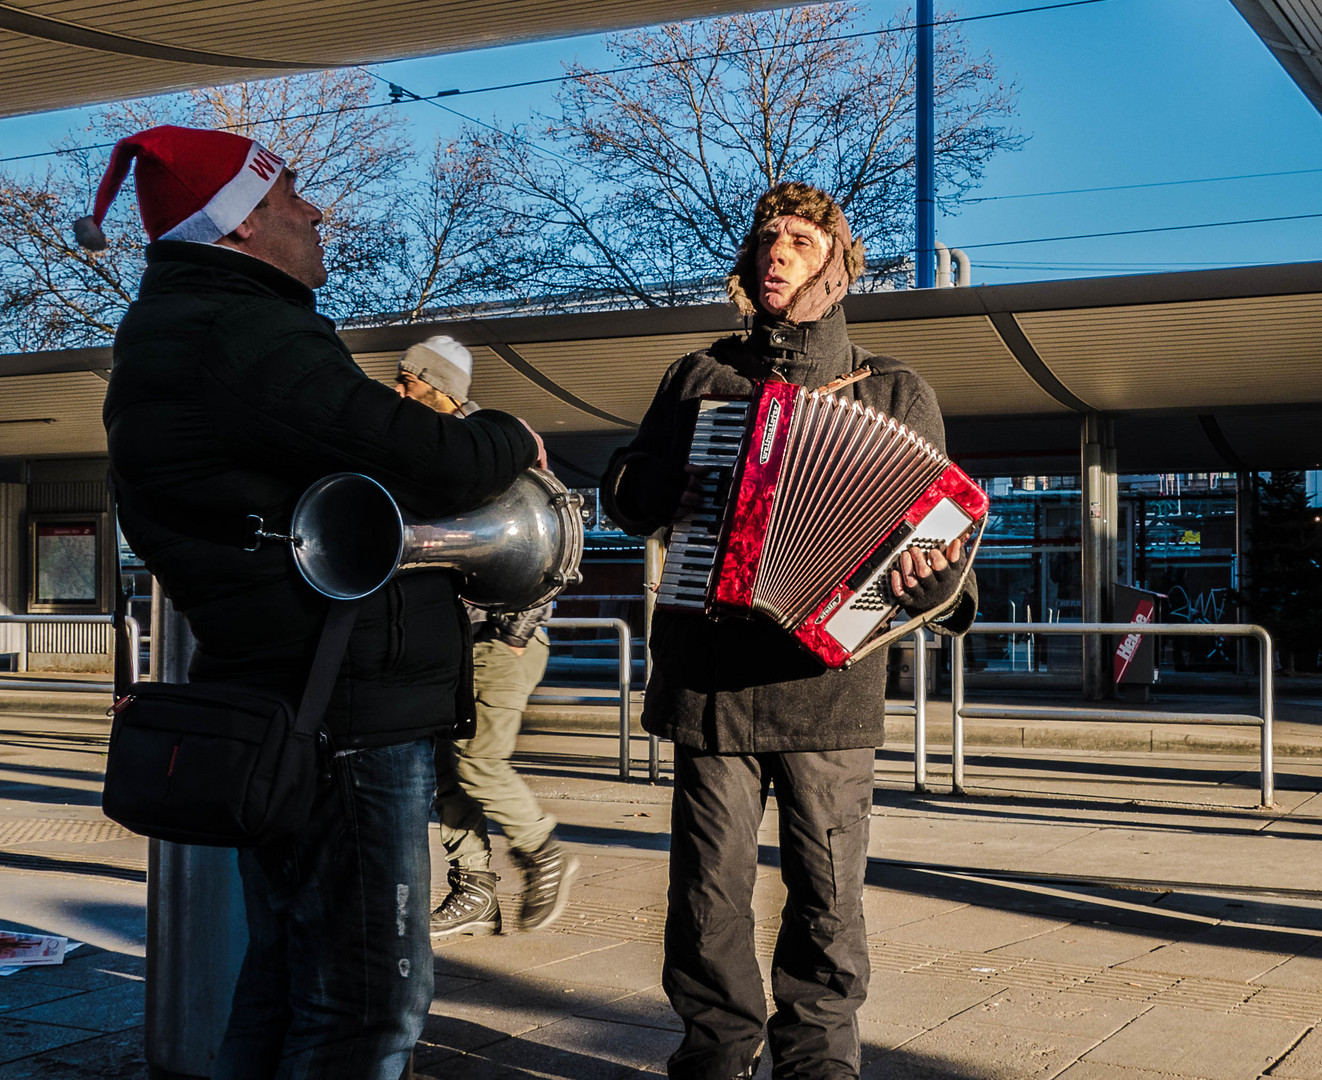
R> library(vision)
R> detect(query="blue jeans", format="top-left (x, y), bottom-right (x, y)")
top-left (213, 738), bottom-right (435, 1080)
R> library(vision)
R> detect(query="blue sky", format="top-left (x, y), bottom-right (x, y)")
top-left (3, 0), bottom-right (1319, 287)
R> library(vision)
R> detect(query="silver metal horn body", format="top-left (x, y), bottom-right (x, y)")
top-left (289, 469), bottom-right (584, 610)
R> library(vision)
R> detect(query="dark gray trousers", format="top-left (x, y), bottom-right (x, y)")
top-left (664, 745), bottom-right (875, 1080)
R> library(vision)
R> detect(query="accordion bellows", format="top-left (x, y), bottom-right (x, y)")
top-left (658, 380), bottom-right (988, 668)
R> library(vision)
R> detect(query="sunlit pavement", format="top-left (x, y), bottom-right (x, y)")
top-left (3, 687), bottom-right (1322, 1079)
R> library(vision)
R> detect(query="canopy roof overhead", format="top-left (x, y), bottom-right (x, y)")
top-left (1231, 1), bottom-right (1322, 113)
top-left (3, 2), bottom-right (1320, 121)
top-left (0, 1), bottom-right (786, 118)
top-left (4, 261), bottom-right (1320, 481)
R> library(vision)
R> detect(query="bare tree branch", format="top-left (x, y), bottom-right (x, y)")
top-left (0, 69), bottom-right (412, 348)
top-left (2, 4), bottom-right (1023, 346)
top-left (473, 3), bottom-right (1022, 305)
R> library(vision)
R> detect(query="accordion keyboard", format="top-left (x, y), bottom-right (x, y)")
top-left (655, 398), bottom-right (751, 611)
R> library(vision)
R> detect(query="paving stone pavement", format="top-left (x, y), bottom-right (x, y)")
top-left (2, 692), bottom-right (1322, 1079)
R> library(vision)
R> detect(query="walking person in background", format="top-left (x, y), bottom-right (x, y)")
top-left (600, 182), bottom-right (977, 1080)
top-left (397, 338), bottom-right (580, 936)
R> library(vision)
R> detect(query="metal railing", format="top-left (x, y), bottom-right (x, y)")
top-left (951, 622), bottom-right (1275, 806)
top-left (0, 610), bottom-right (649, 778)
top-left (890, 624), bottom-right (933, 793)
top-left (536, 616), bottom-right (652, 780)
top-left (0, 614), bottom-right (140, 693)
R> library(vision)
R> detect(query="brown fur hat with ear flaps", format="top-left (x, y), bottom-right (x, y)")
top-left (725, 182), bottom-right (866, 318)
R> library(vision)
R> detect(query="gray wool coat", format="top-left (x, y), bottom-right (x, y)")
top-left (601, 307), bottom-right (977, 753)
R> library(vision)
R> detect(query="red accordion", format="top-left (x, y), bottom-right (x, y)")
top-left (656, 380), bottom-right (988, 668)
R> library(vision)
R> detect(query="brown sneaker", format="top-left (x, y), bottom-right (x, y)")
top-left (511, 833), bottom-right (579, 931)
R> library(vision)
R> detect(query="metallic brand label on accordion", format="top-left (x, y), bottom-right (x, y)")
top-left (759, 400), bottom-right (781, 464)
top-left (815, 590), bottom-right (843, 624)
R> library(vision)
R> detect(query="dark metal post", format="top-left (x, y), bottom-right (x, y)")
top-left (145, 596), bottom-right (246, 1079)
top-left (915, 0), bottom-right (936, 288)
top-left (1236, 471), bottom-right (1254, 674)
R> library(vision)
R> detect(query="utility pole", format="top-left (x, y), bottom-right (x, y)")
top-left (915, 0), bottom-right (935, 289)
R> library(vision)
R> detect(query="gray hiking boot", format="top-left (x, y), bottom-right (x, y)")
top-left (511, 833), bottom-right (579, 931)
top-left (430, 867), bottom-right (501, 937)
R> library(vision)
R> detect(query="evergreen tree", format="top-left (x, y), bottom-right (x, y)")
top-left (1240, 471), bottom-right (1322, 673)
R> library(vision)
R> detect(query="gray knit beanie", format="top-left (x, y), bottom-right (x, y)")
top-left (398, 335), bottom-right (473, 402)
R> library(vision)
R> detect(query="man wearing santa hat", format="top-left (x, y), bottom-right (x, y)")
top-left (92, 125), bottom-right (545, 1079)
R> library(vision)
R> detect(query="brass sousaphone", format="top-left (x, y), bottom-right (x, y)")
top-left (286, 469), bottom-right (584, 611)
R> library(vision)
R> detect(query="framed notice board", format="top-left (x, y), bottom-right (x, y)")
top-left (27, 512), bottom-right (113, 614)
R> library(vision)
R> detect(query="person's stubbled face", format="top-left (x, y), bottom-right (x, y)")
top-left (755, 215), bottom-right (830, 316)
top-left (238, 169), bottom-right (327, 289)
top-left (395, 371), bottom-right (463, 414)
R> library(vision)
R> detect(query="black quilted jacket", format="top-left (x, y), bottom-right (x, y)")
top-left (104, 241), bottom-right (537, 748)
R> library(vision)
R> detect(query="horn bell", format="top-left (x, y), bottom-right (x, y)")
top-left (290, 470), bottom-right (584, 611)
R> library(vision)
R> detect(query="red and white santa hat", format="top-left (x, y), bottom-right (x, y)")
top-left (73, 125), bottom-right (286, 250)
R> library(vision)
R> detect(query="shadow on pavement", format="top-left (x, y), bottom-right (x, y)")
top-left (869, 788), bottom-right (1322, 840)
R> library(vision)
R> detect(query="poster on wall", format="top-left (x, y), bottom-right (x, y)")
top-left (28, 514), bottom-right (107, 613)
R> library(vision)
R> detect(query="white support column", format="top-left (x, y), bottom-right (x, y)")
top-left (1081, 414), bottom-right (1117, 700)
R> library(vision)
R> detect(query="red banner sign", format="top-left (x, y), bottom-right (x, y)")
top-left (1113, 597), bottom-right (1155, 683)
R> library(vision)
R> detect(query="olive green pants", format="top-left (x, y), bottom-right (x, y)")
top-left (434, 630), bottom-right (553, 870)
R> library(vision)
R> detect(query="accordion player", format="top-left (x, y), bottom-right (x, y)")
top-left (654, 377), bottom-right (987, 669)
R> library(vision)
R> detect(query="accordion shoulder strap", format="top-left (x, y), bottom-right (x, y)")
top-left (813, 366), bottom-right (875, 395)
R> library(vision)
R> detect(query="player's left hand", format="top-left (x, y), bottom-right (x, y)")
top-left (891, 538), bottom-right (963, 611)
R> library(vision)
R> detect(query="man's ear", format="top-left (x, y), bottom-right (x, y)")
top-left (226, 217), bottom-right (257, 243)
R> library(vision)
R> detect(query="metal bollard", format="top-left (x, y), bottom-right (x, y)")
top-left (144, 595), bottom-right (247, 1079)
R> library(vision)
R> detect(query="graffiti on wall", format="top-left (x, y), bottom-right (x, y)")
top-left (1166, 585), bottom-right (1229, 662)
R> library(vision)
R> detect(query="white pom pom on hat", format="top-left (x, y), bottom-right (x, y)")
top-left (72, 124), bottom-right (286, 250)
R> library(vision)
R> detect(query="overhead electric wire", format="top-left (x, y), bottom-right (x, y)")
top-left (357, 70), bottom-right (581, 168)
top-left (955, 211), bottom-right (1322, 251)
top-left (380, 0), bottom-right (1115, 100)
top-left (977, 259), bottom-right (1280, 270)
top-left (862, 207), bottom-right (1322, 267)
top-left (969, 166), bottom-right (1322, 202)
top-left (0, 0), bottom-right (1114, 166)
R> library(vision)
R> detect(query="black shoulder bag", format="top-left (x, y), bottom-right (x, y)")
top-left (102, 483), bottom-right (359, 847)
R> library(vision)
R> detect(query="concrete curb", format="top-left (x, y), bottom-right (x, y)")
top-left (4, 689), bottom-right (1318, 758)
top-left (521, 704), bottom-right (1322, 757)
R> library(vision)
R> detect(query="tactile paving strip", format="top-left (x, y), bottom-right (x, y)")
top-left (0, 817), bottom-right (136, 844)
top-left (546, 895), bottom-right (666, 944)
top-left (1238, 986), bottom-right (1322, 1022)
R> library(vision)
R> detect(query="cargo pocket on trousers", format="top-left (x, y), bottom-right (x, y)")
top-left (827, 811), bottom-right (871, 908)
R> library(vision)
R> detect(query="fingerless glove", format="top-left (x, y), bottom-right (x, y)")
top-left (894, 554), bottom-right (964, 615)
